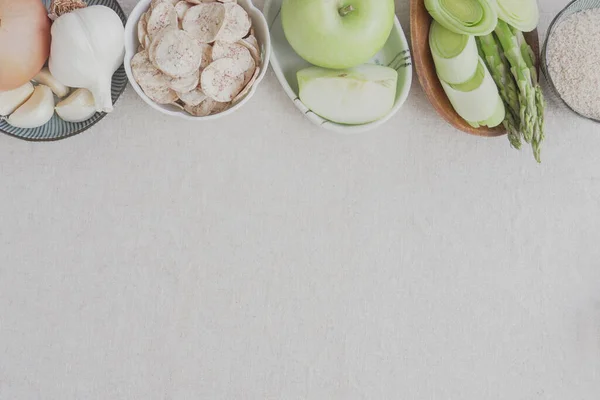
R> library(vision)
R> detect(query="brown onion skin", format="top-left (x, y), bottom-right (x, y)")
top-left (0, 0), bottom-right (51, 91)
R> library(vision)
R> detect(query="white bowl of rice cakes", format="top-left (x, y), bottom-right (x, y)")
top-left (124, 0), bottom-right (271, 120)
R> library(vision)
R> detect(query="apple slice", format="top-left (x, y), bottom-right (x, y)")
top-left (297, 64), bottom-right (398, 125)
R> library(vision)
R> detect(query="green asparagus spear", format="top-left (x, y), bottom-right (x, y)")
top-left (513, 26), bottom-right (546, 162)
top-left (477, 34), bottom-right (522, 149)
top-left (532, 86), bottom-right (546, 162)
top-left (495, 36), bottom-right (522, 120)
top-left (476, 34), bottom-right (520, 118)
top-left (503, 108), bottom-right (522, 150)
top-left (494, 20), bottom-right (538, 146)
top-left (513, 27), bottom-right (538, 84)
top-left (535, 86), bottom-right (545, 142)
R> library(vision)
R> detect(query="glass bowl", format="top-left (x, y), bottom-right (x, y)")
top-left (541, 0), bottom-right (600, 123)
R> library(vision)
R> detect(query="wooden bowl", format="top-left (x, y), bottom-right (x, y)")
top-left (410, 0), bottom-right (540, 137)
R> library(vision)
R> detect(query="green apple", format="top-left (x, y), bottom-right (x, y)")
top-left (298, 64), bottom-right (398, 125)
top-left (281, 0), bottom-right (395, 69)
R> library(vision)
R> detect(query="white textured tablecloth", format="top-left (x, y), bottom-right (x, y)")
top-left (1, 1), bottom-right (599, 398)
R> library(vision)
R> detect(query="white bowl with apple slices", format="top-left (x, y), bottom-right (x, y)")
top-left (264, 0), bottom-right (412, 133)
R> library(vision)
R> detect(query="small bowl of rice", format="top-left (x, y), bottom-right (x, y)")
top-left (542, 0), bottom-right (600, 123)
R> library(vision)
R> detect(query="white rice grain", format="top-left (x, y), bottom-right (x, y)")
top-left (547, 8), bottom-right (600, 120)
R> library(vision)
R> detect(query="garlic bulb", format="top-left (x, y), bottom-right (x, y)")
top-left (0, 82), bottom-right (34, 116)
top-left (55, 88), bottom-right (97, 122)
top-left (33, 68), bottom-right (70, 98)
top-left (49, 5), bottom-right (125, 113)
top-left (7, 85), bottom-right (55, 128)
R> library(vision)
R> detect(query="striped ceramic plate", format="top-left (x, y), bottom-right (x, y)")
top-left (0, 0), bottom-right (128, 141)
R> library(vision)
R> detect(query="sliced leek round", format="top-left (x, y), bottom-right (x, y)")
top-left (429, 20), bottom-right (478, 85)
top-left (467, 97), bottom-right (506, 129)
top-left (439, 57), bottom-right (505, 128)
top-left (493, 0), bottom-right (539, 32)
top-left (425, 0), bottom-right (498, 36)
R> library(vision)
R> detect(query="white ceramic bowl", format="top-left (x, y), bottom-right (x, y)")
top-left (124, 0), bottom-right (272, 121)
top-left (264, 0), bottom-right (413, 133)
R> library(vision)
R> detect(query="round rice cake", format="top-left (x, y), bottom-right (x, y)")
top-left (217, 3), bottom-right (251, 43)
top-left (174, 1), bottom-right (192, 27)
top-left (211, 41), bottom-right (253, 72)
top-left (171, 100), bottom-right (186, 110)
top-left (147, 29), bottom-right (167, 65)
top-left (177, 86), bottom-right (207, 106)
top-left (184, 98), bottom-right (216, 116)
top-left (152, 29), bottom-right (203, 78)
top-left (238, 35), bottom-right (260, 64)
top-left (138, 12), bottom-right (148, 46)
top-left (144, 35), bottom-right (152, 49)
top-left (232, 66), bottom-right (260, 104)
top-left (131, 50), bottom-right (157, 82)
top-left (147, 2), bottom-right (178, 40)
top-left (184, 98), bottom-right (230, 117)
top-left (143, 79), bottom-right (178, 104)
top-left (131, 51), bottom-right (178, 104)
top-left (197, 42), bottom-right (213, 70)
top-left (151, 0), bottom-right (179, 8)
top-left (167, 69), bottom-right (200, 93)
top-left (241, 57), bottom-right (256, 85)
top-left (183, 3), bottom-right (226, 43)
top-left (210, 99), bottom-right (231, 115)
top-left (200, 58), bottom-right (246, 102)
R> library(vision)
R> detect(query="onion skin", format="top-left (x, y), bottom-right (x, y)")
top-left (0, 0), bottom-right (51, 91)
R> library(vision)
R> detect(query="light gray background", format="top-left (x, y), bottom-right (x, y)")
top-left (1, 0), bottom-right (599, 398)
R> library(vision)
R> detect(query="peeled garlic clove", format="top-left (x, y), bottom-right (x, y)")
top-left (7, 85), bottom-right (55, 128)
top-left (55, 88), bottom-right (96, 122)
top-left (0, 82), bottom-right (35, 116)
top-left (33, 68), bottom-right (70, 98)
